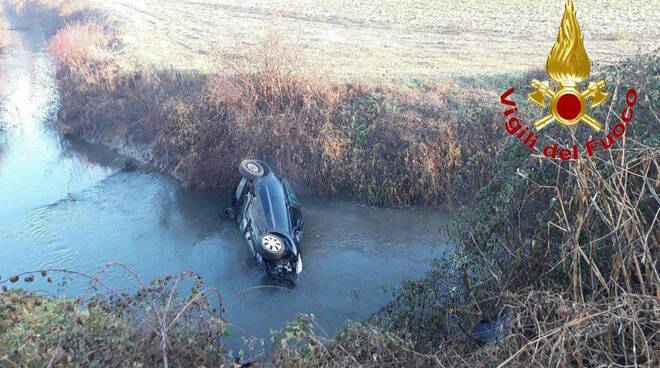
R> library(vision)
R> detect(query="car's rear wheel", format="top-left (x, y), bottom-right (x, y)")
top-left (239, 159), bottom-right (265, 180)
top-left (259, 234), bottom-right (285, 261)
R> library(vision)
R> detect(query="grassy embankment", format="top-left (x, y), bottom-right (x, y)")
top-left (1, 0), bottom-right (658, 366)
top-left (46, 14), bottom-right (503, 206)
top-left (270, 54), bottom-right (659, 366)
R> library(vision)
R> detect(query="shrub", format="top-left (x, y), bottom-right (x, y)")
top-left (0, 264), bottom-right (228, 367)
top-left (151, 42), bottom-right (504, 205)
top-left (47, 21), bottom-right (109, 66)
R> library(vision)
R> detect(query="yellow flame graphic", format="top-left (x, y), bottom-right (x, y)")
top-left (546, 0), bottom-right (590, 85)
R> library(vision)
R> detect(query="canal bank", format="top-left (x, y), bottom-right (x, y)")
top-left (0, 14), bottom-right (453, 356)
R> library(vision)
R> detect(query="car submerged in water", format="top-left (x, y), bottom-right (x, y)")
top-left (225, 160), bottom-right (303, 283)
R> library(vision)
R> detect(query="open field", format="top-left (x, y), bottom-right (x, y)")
top-left (93, 0), bottom-right (660, 79)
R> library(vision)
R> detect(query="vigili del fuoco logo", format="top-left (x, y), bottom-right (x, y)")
top-left (500, 0), bottom-right (638, 160)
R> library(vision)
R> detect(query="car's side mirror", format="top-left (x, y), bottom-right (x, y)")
top-left (294, 230), bottom-right (303, 243)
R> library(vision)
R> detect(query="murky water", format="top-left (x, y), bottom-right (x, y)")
top-left (0, 28), bottom-right (452, 350)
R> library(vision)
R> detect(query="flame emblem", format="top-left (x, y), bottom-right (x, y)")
top-left (528, 0), bottom-right (609, 131)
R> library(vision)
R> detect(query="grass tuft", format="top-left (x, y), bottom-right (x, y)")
top-left (47, 21), bottom-right (109, 65)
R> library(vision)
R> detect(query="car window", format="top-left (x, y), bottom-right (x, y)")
top-left (234, 177), bottom-right (246, 204)
top-left (290, 206), bottom-right (303, 230)
top-left (247, 194), bottom-right (267, 238)
top-left (283, 179), bottom-right (299, 207)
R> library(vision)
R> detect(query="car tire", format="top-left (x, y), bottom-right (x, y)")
top-left (239, 159), bottom-right (265, 180)
top-left (259, 234), bottom-right (285, 261)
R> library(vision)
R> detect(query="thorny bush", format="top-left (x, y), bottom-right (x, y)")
top-left (0, 263), bottom-right (228, 367)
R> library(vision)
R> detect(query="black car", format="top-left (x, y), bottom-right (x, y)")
top-left (225, 159), bottom-right (303, 281)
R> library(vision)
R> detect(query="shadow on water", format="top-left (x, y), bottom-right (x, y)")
top-left (0, 18), bottom-right (453, 352)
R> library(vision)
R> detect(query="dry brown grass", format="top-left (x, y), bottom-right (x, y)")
top-left (47, 21), bottom-right (110, 65)
top-left (265, 50), bottom-right (660, 365)
top-left (273, 291), bottom-right (659, 367)
top-left (271, 97), bottom-right (660, 366)
top-left (47, 19), bottom-right (504, 206)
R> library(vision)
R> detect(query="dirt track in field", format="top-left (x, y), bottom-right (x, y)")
top-left (94, 0), bottom-right (660, 80)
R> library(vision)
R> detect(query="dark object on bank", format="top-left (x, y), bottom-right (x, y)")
top-left (234, 357), bottom-right (255, 367)
top-left (225, 159), bottom-right (304, 283)
top-left (472, 315), bottom-right (510, 343)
